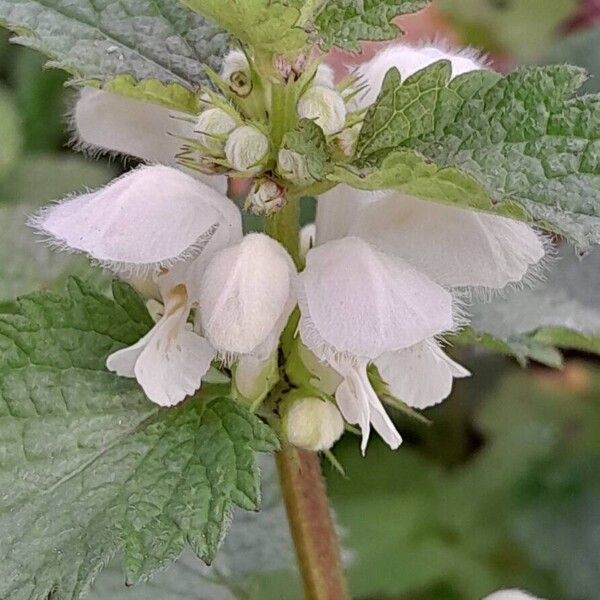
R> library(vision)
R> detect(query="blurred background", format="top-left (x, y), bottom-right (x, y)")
top-left (1, 1), bottom-right (599, 599)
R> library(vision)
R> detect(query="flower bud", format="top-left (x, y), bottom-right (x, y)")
top-left (277, 148), bottom-right (312, 185)
top-left (246, 179), bottom-right (286, 215)
top-left (195, 108), bottom-right (237, 156)
top-left (221, 49), bottom-right (252, 97)
top-left (297, 85), bottom-right (347, 135)
top-left (224, 125), bottom-right (269, 173)
top-left (233, 353), bottom-right (278, 408)
top-left (281, 395), bottom-right (344, 451)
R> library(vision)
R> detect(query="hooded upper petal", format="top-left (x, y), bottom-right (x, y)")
top-left (199, 233), bottom-right (297, 359)
top-left (107, 282), bottom-right (215, 406)
top-left (354, 44), bottom-right (485, 108)
top-left (352, 194), bottom-right (546, 290)
top-left (32, 165), bottom-right (241, 276)
top-left (375, 339), bottom-right (470, 409)
top-left (74, 88), bottom-right (227, 194)
top-left (297, 236), bottom-right (455, 361)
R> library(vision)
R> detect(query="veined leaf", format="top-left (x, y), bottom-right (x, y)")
top-left (355, 63), bottom-right (600, 249)
top-left (0, 0), bottom-right (228, 88)
top-left (0, 279), bottom-right (278, 599)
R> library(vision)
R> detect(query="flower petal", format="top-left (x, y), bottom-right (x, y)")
top-left (74, 88), bottom-right (227, 194)
top-left (107, 284), bottom-right (215, 406)
top-left (297, 236), bottom-right (454, 361)
top-left (352, 194), bottom-right (546, 290)
top-left (334, 359), bottom-right (402, 453)
top-left (32, 165), bottom-right (241, 276)
top-left (483, 591), bottom-right (542, 600)
top-left (375, 339), bottom-right (470, 409)
top-left (354, 43), bottom-right (485, 108)
top-left (199, 233), bottom-right (297, 358)
top-left (315, 185), bottom-right (383, 244)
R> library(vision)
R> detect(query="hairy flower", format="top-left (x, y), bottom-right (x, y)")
top-left (195, 107), bottom-right (238, 156)
top-left (32, 165), bottom-right (243, 406)
top-left (221, 49), bottom-right (252, 96)
top-left (246, 179), bottom-right (287, 215)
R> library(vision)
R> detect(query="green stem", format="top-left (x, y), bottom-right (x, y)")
top-left (266, 197), bottom-right (349, 600)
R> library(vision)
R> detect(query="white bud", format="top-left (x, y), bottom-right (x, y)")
top-left (282, 396), bottom-right (345, 451)
top-left (246, 179), bottom-right (286, 215)
top-left (195, 108), bottom-right (237, 155)
top-left (199, 233), bottom-right (297, 360)
top-left (233, 353), bottom-right (278, 407)
top-left (224, 125), bottom-right (269, 172)
top-left (221, 49), bottom-right (252, 97)
top-left (299, 223), bottom-right (316, 260)
top-left (297, 85), bottom-right (347, 135)
top-left (278, 149), bottom-right (312, 184)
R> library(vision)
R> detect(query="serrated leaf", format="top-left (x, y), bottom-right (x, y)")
top-left (98, 75), bottom-right (200, 114)
top-left (332, 149), bottom-right (491, 209)
top-left (315, 0), bottom-right (429, 52)
top-left (0, 0), bottom-right (228, 88)
top-left (180, 0), bottom-right (306, 54)
top-left (465, 246), bottom-right (600, 363)
top-left (283, 118), bottom-right (330, 180)
top-left (355, 63), bottom-right (600, 249)
top-left (90, 456), bottom-right (295, 600)
top-left (0, 279), bottom-right (278, 599)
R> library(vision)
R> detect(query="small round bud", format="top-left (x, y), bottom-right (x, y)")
top-left (195, 108), bottom-right (237, 156)
top-left (224, 125), bottom-right (269, 173)
top-left (221, 49), bottom-right (252, 97)
top-left (282, 396), bottom-right (345, 452)
top-left (246, 179), bottom-right (286, 215)
top-left (277, 149), bottom-right (312, 184)
top-left (297, 85), bottom-right (347, 135)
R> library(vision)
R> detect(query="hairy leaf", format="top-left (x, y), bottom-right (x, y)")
top-left (0, 279), bottom-right (278, 599)
top-left (282, 118), bottom-right (330, 181)
top-left (180, 0), bottom-right (306, 54)
top-left (0, 0), bottom-right (228, 88)
top-left (315, 0), bottom-right (429, 52)
top-left (356, 63), bottom-right (600, 249)
top-left (90, 456), bottom-right (295, 599)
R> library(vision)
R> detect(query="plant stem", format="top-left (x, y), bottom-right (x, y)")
top-left (276, 444), bottom-right (349, 600)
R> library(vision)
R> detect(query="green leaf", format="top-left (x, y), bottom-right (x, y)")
top-left (180, 0), bottom-right (307, 54)
top-left (465, 246), bottom-right (600, 364)
top-left (0, 0), bottom-right (228, 88)
top-left (0, 85), bottom-right (21, 179)
top-left (0, 279), bottom-right (278, 599)
top-left (332, 149), bottom-right (491, 210)
top-left (282, 118), bottom-right (330, 181)
top-left (356, 63), bottom-right (600, 249)
top-left (441, 0), bottom-right (577, 62)
top-left (95, 75), bottom-right (200, 114)
top-left (90, 456), bottom-right (295, 600)
top-left (315, 0), bottom-right (429, 52)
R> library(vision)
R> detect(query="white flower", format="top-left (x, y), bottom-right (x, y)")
top-left (224, 125), bottom-right (269, 172)
top-left (282, 396), bottom-right (345, 451)
top-left (73, 88), bottom-right (227, 194)
top-left (483, 591), bottom-right (543, 600)
top-left (199, 233), bottom-right (297, 362)
top-left (33, 165), bottom-right (243, 406)
top-left (195, 108), bottom-right (238, 156)
top-left (221, 49), bottom-right (252, 96)
top-left (353, 43), bottom-right (486, 109)
top-left (233, 353), bottom-right (279, 406)
top-left (297, 85), bottom-right (347, 135)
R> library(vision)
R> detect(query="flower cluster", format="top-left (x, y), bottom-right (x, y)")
top-left (34, 43), bottom-right (547, 453)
